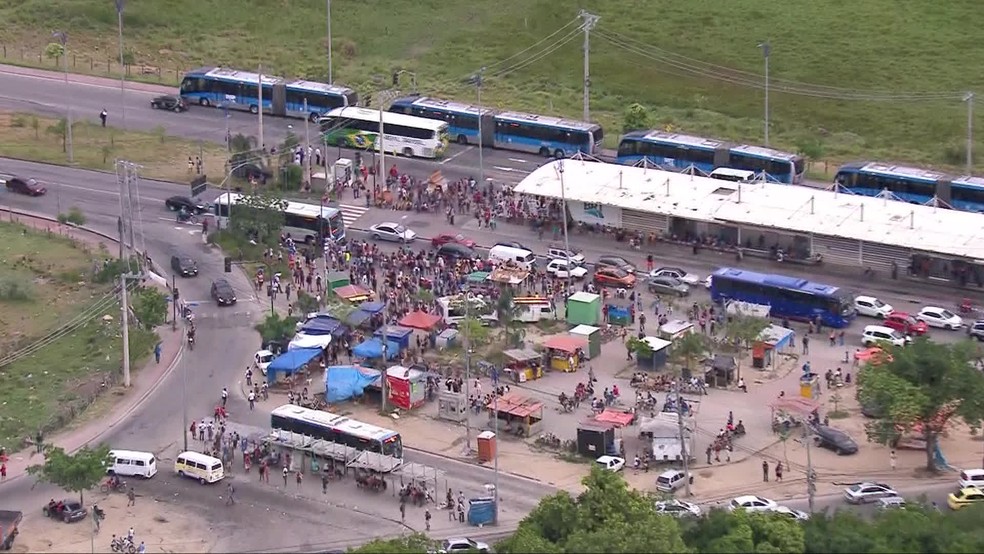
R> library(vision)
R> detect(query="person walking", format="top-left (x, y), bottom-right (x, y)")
top-left (35, 430), bottom-right (44, 453)
top-left (99, 109), bottom-right (108, 127)
top-left (399, 500), bottom-right (406, 523)
top-left (221, 387), bottom-right (229, 407)
top-left (154, 342), bottom-right (162, 364)
top-left (322, 473), bottom-right (329, 495)
top-left (225, 483), bottom-right (236, 506)
top-left (890, 450), bottom-right (897, 470)
top-left (282, 466), bottom-right (289, 487)
top-left (295, 470), bottom-right (303, 488)
top-left (127, 487), bottom-right (136, 507)
top-left (762, 460), bottom-right (769, 482)
top-left (775, 462), bottom-right (783, 482)
top-left (424, 509), bottom-right (432, 531)
top-left (248, 390), bottom-right (256, 411)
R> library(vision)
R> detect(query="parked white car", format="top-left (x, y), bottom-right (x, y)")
top-left (253, 349), bottom-right (274, 375)
top-left (917, 306), bottom-right (964, 330)
top-left (546, 258), bottom-right (589, 279)
top-left (368, 222), bottom-right (417, 243)
top-left (854, 295), bottom-right (894, 318)
top-left (861, 325), bottom-right (910, 348)
top-left (654, 499), bottom-right (702, 518)
top-left (770, 505), bottom-right (810, 520)
top-left (649, 266), bottom-right (701, 286)
top-left (595, 455), bottom-right (625, 472)
top-left (728, 495), bottom-right (779, 513)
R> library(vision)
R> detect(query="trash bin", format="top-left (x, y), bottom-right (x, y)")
top-left (477, 431), bottom-right (496, 463)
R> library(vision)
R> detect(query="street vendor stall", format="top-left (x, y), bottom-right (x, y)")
top-left (487, 393), bottom-right (543, 438)
top-left (501, 348), bottom-right (543, 383)
top-left (374, 326), bottom-right (414, 351)
top-left (352, 337), bottom-right (401, 362)
top-left (335, 284), bottom-right (373, 304)
top-left (463, 271), bottom-right (495, 295)
top-left (569, 325), bottom-right (601, 359)
top-left (266, 347), bottom-right (323, 384)
top-left (298, 316), bottom-right (349, 339)
top-left (542, 334), bottom-right (587, 372)
top-left (398, 311), bottom-right (442, 332)
top-left (770, 397), bottom-right (820, 434)
top-left (566, 292), bottom-right (601, 325)
top-left (385, 365), bottom-right (427, 410)
top-left (490, 265), bottom-right (529, 286)
top-left (752, 324), bottom-right (795, 369)
top-left (326, 271), bottom-right (350, 293)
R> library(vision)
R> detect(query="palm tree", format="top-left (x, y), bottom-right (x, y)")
top-left (496, 287), bottom-right (525, 348)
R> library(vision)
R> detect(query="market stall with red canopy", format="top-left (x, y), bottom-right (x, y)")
top-left (542, 334), bottom-right (587, 372)
top-left (398, 311), bottom-right (442, 331)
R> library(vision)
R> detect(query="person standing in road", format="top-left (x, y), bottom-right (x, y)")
top-left (221, 387), bottom-right (229, 407)
top-left (775, 462), bottom-right (783, 482)
top-left (127, 487), bottom-right (136, 507)
top-left (890, 450), bottom-right (897, 470)
top-left (322, 473), bottom-right (329, 495)
top-left (225, 483), bottom-right (236, 506)
top-left (399, 499), bottom-right (406, 523)
top-left (802, 335), bottom-right (810, 355)
top-left (424, 509), bottom-right (431, 531)
top-left (283, 466), bottom-right (289, 487)
top-left (295, 471), bottom-right (303, 488)
top-left (762, 460), bottom-right (769, 482)
top-left (248, 390), bottom-right (256, 411)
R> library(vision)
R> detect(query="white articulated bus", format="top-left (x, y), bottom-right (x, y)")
top-left (319, 107), bottom-right (449, 159)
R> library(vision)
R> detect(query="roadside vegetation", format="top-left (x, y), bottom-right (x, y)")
top-left (0, 0), bottom-right (980, 170)
top-left (0, 111), bottom-right (227, 182)
top-left (0, 223), bottom-right (162, 448)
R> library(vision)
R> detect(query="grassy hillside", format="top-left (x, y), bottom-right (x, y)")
top-left (1, 0), bottom-right (982, 169)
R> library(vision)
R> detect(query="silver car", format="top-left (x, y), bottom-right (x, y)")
top-left (369, 222), bottom-right (417, 243)
top-left (647, 275), bottom-right (689, 296)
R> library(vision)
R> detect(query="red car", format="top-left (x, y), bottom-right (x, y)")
top-left (884, 311), bottom-right (928, 336)
top-left (4, 176), bottom-right (46, 196)
top-left (431, 233), bottom-right (476, 249)
top-left (594, 267), bottom-right (636, 287)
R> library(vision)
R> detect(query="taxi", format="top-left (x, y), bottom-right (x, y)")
top-left (947, 486), bottom-right (984, 510)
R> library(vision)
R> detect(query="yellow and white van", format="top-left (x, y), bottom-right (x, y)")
top-left (174, 451), bottom-right (224, 484)
top-left (108, 449), bottom-right (158, 479)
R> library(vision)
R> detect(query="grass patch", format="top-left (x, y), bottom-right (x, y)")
top-left (0, 111), bottom-right (228, 182)
top-left (0, 222), bottom-right (157, 447)
top-left (0, 1), bottom-right (980, 168)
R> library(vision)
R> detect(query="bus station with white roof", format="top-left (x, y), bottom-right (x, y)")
top-left (513, 159), bottom-right (984, 286)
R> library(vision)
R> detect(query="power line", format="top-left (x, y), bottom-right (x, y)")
top-left (477, 17), bottom-right (581, 76)
top-left (595, 28), bottom-right (964, 101)
top-left (487, 28), bottom-right (582, 80)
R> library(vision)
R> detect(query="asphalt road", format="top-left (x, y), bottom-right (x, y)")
top-left (0, 63), bottom-right (542, 186)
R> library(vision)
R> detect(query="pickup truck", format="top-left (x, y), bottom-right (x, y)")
top-left (0, 510), bottom-right (22, 551)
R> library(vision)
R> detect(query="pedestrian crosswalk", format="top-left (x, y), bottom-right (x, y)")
top-left (338, 203), bottom-right (370, 228)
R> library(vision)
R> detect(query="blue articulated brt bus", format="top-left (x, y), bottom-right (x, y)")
top-left (710, 267), bottom-right (855, 328)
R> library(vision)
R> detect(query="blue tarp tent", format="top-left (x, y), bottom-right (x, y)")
top-left (358, 301), bottom-right (386, 314)
top-left (324, 365), bottom-right (381, 403)
top-left (300, 317), bottom-right (344, 336)
top-left (374, 326), bottom-right (413, 349)
top-left (346, 309), bottom-right (373, 327)
top-left (267, 347), bottom-right (322, 381)
top-left (352, 338), bottom-right (400, 360)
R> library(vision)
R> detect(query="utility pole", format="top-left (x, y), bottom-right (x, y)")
top-left (52, 32), bottom-right (73, 164)
top-left (676, 386), bottom-right (692, 497)
top-left (965, 92), bottom-right (975, 175)
top-left (758, 41), bottom-right (771, 146)
top-left (558, 161), bottom-right (573, 293)
top-left (473, 68), bottom-right (486, 187)
top-left (171, 274), bottom-right (177, 331)
top-left (115, 0), bottom-right (128, 129)
top-left (579, 10), bottom-right (600, 123)
top-left (378, 102), bottom-right (386, 186)
top-left (462, 294), bottom-right (473, 455)
top-left (325, 0), bottom-right (333, 84)
top-left (805, 427), bottom-right (816, 513)
top-left (258, 65), bottom-right (265, 149)
top-left (492, 364), bottom-right (500, 524)
top-left (304, 98), bottom-right (312, 184)
top-left (120, 274), bottom-right (132, 388)
top-left (380, 305), bottom-right (389, 413)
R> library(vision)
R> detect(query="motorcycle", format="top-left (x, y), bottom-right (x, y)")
top-left (187, 333), bottom-right (195, 351)
top-left (99, 477), bottom-right (127, 493)
top-left (111, 536), bottom-right (135, 553)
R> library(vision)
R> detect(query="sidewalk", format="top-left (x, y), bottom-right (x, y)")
top-left (0, 212), bottom-right (186, 484)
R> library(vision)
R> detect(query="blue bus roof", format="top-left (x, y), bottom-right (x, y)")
top-left (635, 131), bottom-right (725, 150)
top-left (184, 66), bottom-right (284, 86)
top-left (286, 79), bottom-right (355, 95)
top-left (496, 111), bottom-right (599, 131)
top-left (713, 267), bottom-right (841, 296)
top-left (840, 162), bottom-right (948, 183)
top-left (730, 144), bottom-right (802, 162)
top-left (396, 96), bottom-right (494, 117)
top-left (952, 175), bottom-right (984, 189)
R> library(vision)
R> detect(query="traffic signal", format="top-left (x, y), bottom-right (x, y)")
top-left (224, 257), bottom-right (232, 273)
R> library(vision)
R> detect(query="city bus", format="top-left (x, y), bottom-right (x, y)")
top-left (212, 192), bottom-right (346, 244)
top-left (615, 131), bottom-right (805, 184)
top-left (493, 111), bottom-right (603, 158)
top-left (319, 107), bottom-right (449, 159)
top-left (709, 267), bottom-right (855, 328)
top-left (388, 96), bottom-right (494, 146)
top-left (834, 162), bottom-right (984, 212)
top-left (270, 404), bottom-right (403, 462)
top-left (179, 67), bottom-right (358, 121)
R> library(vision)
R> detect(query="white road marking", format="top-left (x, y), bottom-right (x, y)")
top-left (52, 181), bottom-right (166, 203)
top-left (493, 166), bottom-right (516, 172)
top-left (507, 158), bottom-right (529, 164)
top-left (439, 146), bottom-right (474, 165)
top-left (337, 203), bottom-right (370, 227)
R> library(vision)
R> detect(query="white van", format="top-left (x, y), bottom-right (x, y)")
top-left (174, 451), bottom-right (224, 484)
top-left (488, 245), bottom-right (536, 271)
top-left (655, 469), bottom-right (691, 493)
top-left (959, 468), bottom-right (984, 489)
top-left (107, 450), bottom-right (158, 479)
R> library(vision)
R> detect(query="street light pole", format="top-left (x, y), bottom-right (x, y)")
top-left (473, 68), bottom-right (486, 187)
top-left (53, 32), bottom-right (73, 164)
top-left (965, 92), bottom-right (975, 176)
top-left (325, 0), bottom-right (333, 84)
top-left (115, 0), bottom-right (128, 129)
top-left (758, 41), bottom-right (771, 146)
top-left (462, 294), bottom-right (473, 455)
top-left (558, 161), bottom-right (572, 292)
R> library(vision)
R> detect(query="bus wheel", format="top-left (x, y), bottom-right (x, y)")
top-left (554, 149), bottom-right (566, 159)
top-left (456, 135), bottom-right (468, 145)
top-left (402, 147), bottom-right (414, 157)
top-left (309, 112), bottom-right (320, 123)
top-left (199, 98), bottom-right (210, 107)
top-left (249, 105), bottom-right (259, 115)
top-left (539, 147), bottom-right (551, 157)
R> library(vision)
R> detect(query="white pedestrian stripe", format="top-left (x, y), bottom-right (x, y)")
top-left (337, 203), bottom-right (370, 227)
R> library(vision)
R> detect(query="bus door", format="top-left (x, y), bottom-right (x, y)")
top-left (712, 146), bottom-right (730, 168)
top-left (271, 83), bottom-right (287, 117)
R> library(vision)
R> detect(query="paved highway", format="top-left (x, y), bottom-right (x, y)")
top-left (0, 64), bottom-right (543, 186)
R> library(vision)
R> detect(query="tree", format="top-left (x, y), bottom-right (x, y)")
top-left (721, 314), bottom-right (770, 382)
top-left (496, 286), bottom-right (526, 348)
top-left (348, 533), bottom-right (432, 553)
top-left (46, 118), bottom-right (68, 154)
top-left (672, 331), bottom-right (708, 380)
top-left (622, 103), bottom-right (652, 133)
top-left (683, 507), bottom-right (805, 553)
top-left (27, 444), bottom-right (112, 504)
top-left (255, 312), bottom-right (299, 344)
top-left (129, 286), bottom-right (167, 329)
top-left (44, 42), bottom-right (65, 63)
top-left (857, 337), bottom-right (984, 471)
top-left (228, 190), bottom-right (287, 247)
top-left (30, 115), bottom-right (40, 139)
